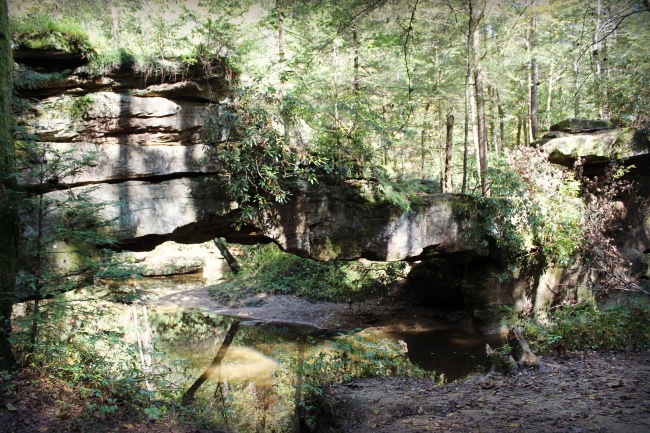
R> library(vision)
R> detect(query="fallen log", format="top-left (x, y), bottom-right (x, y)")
top-left (508, 326), bottom-right (543, 370)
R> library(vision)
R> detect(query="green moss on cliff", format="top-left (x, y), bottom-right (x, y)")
top-left (0, 0), bottom-right (18, 369)
top-left (10, 15), bottom-right (92, 54)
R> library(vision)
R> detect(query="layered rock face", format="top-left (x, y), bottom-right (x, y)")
top-left (540, 117), bottom-right (650, 177)
top-left (16, 46), bottom-right (649, 332)
top-left (15, 50), bottom-right (488, 262)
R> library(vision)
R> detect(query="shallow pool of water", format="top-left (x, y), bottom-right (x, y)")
top-left (387, 328), bottom-right (506, 381)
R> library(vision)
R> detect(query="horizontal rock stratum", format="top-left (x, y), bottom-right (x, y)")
top-left (43, 178), bottom-right (485, 262)
top-left (14, 49), bottom-right (486, 262)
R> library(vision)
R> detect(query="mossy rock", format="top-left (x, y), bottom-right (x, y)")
top-left (549, 118), bottom-right (613, 133)
top-left (13, 29), bottom-right (92, 55)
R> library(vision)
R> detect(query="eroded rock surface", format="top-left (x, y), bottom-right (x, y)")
top-left (541, 118), bottom-right (648, 168)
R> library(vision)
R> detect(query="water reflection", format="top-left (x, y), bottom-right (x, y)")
top-left (124, 307), bottom-right (504, 431)
top-left (387, 328), bottom-right (506, 381)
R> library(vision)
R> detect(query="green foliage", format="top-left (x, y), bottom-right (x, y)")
top-left (203, 91), bottom-right (326, 229)
top-left (10, 13), bottom-right (93, 54)
top-left (68, 95), bottom-right (94, 119)
top-left (83, 48), bottom-right (135, 75)
top-left (460, 147), bottom-right (584, 270)
top-left (209, 243), bottom-right (406, 305)
top-left (517, 300), bottom-right (650, 353)
top-left (13, 67), bottom-right (66, 91)
top-left (296, 332), bottom-right (433, 430)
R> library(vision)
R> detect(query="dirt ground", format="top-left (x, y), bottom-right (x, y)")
top-left (321, 351), bottom-right (650, 433)
top-left (3, 286), bottom-right (648, 432)
top-left (149, 284), bottom-right (474, 332)
top-left (0, 368), bottom-right (221, 433)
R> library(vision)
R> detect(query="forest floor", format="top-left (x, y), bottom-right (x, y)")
top-left (322, 351), bottom-right (650, 433)
top-left (3, 286), bottom-right (648, 432)
top-left (1, 350), bottom-right (648, 432)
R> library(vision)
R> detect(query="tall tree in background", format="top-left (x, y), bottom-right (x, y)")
top-left (527, 7), bottom-right (539, 141)
top-left (470, 0), bottom-right (489, 196)
top-left (0, 0), bottom-right (17, 370)
top-left (443, 112), bottom-right (454, 192)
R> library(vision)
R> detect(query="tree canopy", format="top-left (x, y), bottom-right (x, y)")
top-left (8, 0), bottom-right (650, 190)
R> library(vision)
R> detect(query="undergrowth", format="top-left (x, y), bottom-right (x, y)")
top-left (208, 243), bottom-right (407, 306)
top-left (10, 14), bottom-right (93, 54)
top-left (295, 332), bottom-right (434, 431)
top-left (504, 299), bottom-right (650, 354)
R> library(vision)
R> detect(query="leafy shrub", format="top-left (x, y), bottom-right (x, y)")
top-left (519, 300), bottom-right (650, 353)
top-left (458, 147), bottom-right (584, 271)
top-left (208, 243), bottom-right (406, 305)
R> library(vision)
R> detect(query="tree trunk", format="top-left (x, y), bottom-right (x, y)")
top-left (0, 0), bottom-right (17, 370)
top-left (573, 59), bottom-right (581, 117)
top-left (488, 87), bottom-right (497, 154)
top-left (110, 1), bottom-right (120, 51)
top-left (214, 238), bottom-right (240, 274)
top-left (527, 15), bottom-right (539, 141)
top-left (437, 103), bottom-right (444, 188)
top-left (443, 113), bottom-right (454, 193)
top-left (352, 23), bottom-right (360, 97)
top-left (462, 58), bottom-right (470, 194)
top-left (276, 0), bottom-right (285, 101)
top-left (496, 90), bottom-right (505, 149)
top-left (594, 0), bottom-right (609, 120)
top-left (508, 327), bottom-right (541, 369)
top-left (516, 116), bottom-right (522, 147)
top-left (523, 116), bottom-right (530, 146)
top-left (472, 15), bottom-right (488, 197)
top-left (182, 321), bottom-right (240, 406)
top-left (420, 103), bottom-right (430, 179)
top-left (546, 59), bottom-right (554, 130)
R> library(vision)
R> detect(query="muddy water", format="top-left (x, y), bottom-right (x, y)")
top-left (387, 328), bottom-right (505, 381)
top-left (149, 308), bottom-right (502, 385)
top-left (121, 303), bottom-right (505, 432)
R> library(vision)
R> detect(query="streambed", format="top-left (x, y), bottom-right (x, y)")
top-left (106, 276), bottom-right (505, 431)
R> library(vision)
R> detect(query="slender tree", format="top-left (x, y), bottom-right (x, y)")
top-left (471, 1), bottom-right (488, 196)
top-left (527, 12), bottom-right (539, 141)
top-left (443, 112), bottom-right (454, 192)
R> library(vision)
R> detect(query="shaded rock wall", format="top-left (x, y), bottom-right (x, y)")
top-left (15, 50), bottom-right (488, 263)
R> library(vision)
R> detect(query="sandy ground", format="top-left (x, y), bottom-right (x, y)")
top-left (146, 283), bottom-right (474, 333)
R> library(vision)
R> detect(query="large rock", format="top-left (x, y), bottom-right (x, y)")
top-left (542, 127), bottom-right (644, 166)
top-left (18, 142), bottom-right (217, 186)
top-left (549, 118), bottom-right (613, 133)
top-left (14, 51), bottom-right (231, 189)
top-left (40, 179), bottom-right (486, 261)
top-left (22, 92), bottom-right (212, 145)
top-left (267, 183), bottom-right (484, 261)
top-left (461, 259), bottom-right (595, 332)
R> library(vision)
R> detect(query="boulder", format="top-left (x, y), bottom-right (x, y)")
top-left (542, 127), bottom-right (643, 166)
top-left (549, 118), bottom-right (613, 133)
